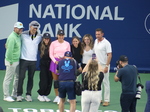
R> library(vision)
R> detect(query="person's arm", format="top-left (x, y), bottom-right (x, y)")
top-left (38, 42), bottom-right (41, 51)
top-left (49, 42), bottom-right (57, 63)
top-left (5, 38), bottom-right (15, 65)
top-left (82, 64), bottom-right (88, 73)
top-left (106, 52), bottom-right (112, 66)
top-left (114, 71), bottom-right (120, 82)
top-left (73, 59), bottom-right (82, 76)
top-left (82, 59), bottom-right (91, 73)
top-left (78, 66), bottom-right (82, 73)
top-left (67, 42), bottom-right (71, 51)
top-left (104, 52), bottom-right (112, 73)
top-left (75, 59), bottom-right (82, 72)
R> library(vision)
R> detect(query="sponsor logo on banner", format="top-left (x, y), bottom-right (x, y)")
top-left (0, 3), bottom-right (125, 40)
top-left (144, 13), bottom-right (150, 34)
top-left (29, 4), bottom-right (124, 37)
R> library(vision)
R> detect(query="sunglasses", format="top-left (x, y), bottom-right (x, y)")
top-left (32, 24), bottom-right (39, 27)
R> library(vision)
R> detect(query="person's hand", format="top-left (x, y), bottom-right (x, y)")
top-left (104, 67), bottom-right (108, 73)
top-left (5, 44), bottom-right (7, 49)
top-left (55, 61), bottom-right (58, 64)
top-left (117, 65), bottom-right (120, 70)
top-left (9, 62), bottom-right (12, 66)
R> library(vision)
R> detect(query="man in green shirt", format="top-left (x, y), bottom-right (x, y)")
top-left (3, 22), bottom-right (24, 102)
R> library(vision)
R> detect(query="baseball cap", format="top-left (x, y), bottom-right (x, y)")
top-left (43, 33), bottom-right (50, 38)
top-left (64, 51), bottom-right (72, 57)
top-left (29, 21), bottom-right (40, 28)
top-left (14, 22), bottom-right (24, 29)
top-left (57, 30), bottom-right (65, 35)
top-left (119, 55), bottom-right (128, 62)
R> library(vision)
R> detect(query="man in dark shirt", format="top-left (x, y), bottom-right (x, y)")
top-left (0, 107), bottom-right (4, 112)
top-left (114, 55), bottom-right (138, 112)
top-left (145, 81), bottom-right (150, 112)
top-left (57, 51), bottom-right (82, 112)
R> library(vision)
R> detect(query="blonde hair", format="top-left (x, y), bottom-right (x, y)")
top-left (84, 60), bottom-right (100, 90)
top-left (40, 38), bottom-right (51, 58)
top-left (81, 34), bottom-right (94, 54)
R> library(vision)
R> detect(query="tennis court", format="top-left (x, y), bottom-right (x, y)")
top-left (0, 70), bottom-right (148, 112)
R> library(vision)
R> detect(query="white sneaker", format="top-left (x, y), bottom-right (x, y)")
top-left (43, 96), bottom-right (51, 102)
top-left (37, 95), bottom-right (45, 102)
top-left (12, 95), bottom-right (24, 100)
top-left (11, 95), bottom-right (17, 99)
top-left (53, 96), bottom-right (59, 103)
top-left (25, 95), bottom-right (32, 102)
top-left (4, 96), bottom-right (15, 102)
top-left (16, 96), bottom-right (23, 102)
top-left (57, 97), bottom-right (60, 105)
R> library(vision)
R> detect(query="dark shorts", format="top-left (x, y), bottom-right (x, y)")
top-left (58, 81), bottom-right (76, 100)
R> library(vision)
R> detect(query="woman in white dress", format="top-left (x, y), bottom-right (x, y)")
top-left (81, 34), bottom-right (94, 69)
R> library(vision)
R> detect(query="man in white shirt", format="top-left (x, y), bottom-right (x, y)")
top-left (17, 21), bottom-right (42, 102)
top-left (94, 28), bottom-right (112, 106)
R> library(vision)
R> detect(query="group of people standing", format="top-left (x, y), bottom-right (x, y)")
top-left (3, 20), bottom-right (113, 112)
top-left (3, 21), bottom-right (42, 102)
top-left (3, 20), bottom-right (150, 112)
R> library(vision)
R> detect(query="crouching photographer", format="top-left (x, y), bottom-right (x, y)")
top-left (114, 55), bottom-right (139, 112)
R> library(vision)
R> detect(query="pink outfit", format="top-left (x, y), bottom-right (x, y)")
top-left (49, 40), bottom-right (70, 63)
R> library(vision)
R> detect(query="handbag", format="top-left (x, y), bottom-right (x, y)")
top-left (74, 80), bottom-right (82, 96)
top-left (73, 59), bottom-right (82, 96)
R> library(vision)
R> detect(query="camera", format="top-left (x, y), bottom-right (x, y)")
top-left (92, 53), bottom-right (96, 60)
top-left (116, 60), bottom-right (123, 69)
top-left (135, 83), bottom-right (144, 99)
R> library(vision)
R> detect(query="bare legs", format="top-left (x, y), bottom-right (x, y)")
top-left (52, 72), bottom-right (59, 96)
top-left (59, 98), bottom-right (76, 112)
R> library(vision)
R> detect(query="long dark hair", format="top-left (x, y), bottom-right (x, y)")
top-left (71, 36), bottom-right (82, 55)
top-left (40, 38), bottom-right (51, 58)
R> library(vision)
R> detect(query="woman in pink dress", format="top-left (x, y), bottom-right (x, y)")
top-left (49, 30), bottom-right (70, 104)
